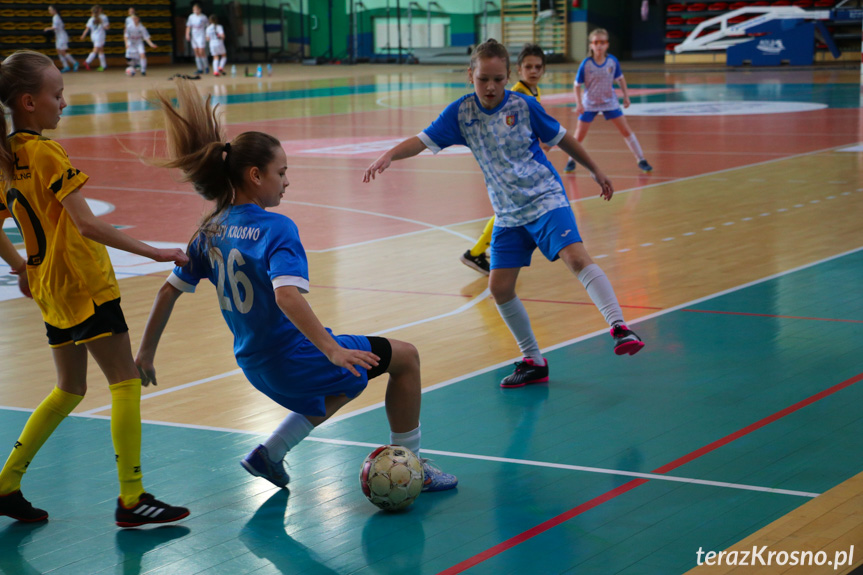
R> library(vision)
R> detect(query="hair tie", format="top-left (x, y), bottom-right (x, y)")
top-left (224, 142), bottom-right (231, 155)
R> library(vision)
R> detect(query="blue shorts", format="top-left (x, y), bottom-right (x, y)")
top-left (490, 207), bottom-right (582, 270)
top-left (579, 108), bottom-right (624, 123)
top-left (242, 334), bottom-right (372, 417)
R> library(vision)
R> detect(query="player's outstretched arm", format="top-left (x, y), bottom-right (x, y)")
top-left (275, 285), bottom-right (380, 376)
top-left (362, 136), bottom-right (427, 182)
top-left (136, 281), bottom-right (184, 386)
top-left (557, 133), bottom-right (614, 200)
top-left (62, 190), bottom-right (189, 265)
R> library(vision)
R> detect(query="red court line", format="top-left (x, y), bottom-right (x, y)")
top-left (437, 371), bottom-right (863, 575)
top-left (521, 297), bottom-right (664, 311)
top-left (681, 308), bottom-right (863, 324)
top-left (310, 284), bottom-right (476, 299)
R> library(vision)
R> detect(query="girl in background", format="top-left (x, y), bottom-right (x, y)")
top-left (206, 15), bottom-right (227, 76)
top-left (80, 4), bottom-right (110, 71)
top-left (44, 6), bottom-right (78, 73)
top-left (564, 28), bottom-right (652, 174)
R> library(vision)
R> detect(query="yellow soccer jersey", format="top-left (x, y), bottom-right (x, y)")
top-left (0, 131), bottom-right (120, 329)
top-left (512, 80), bottom-right (541, 102)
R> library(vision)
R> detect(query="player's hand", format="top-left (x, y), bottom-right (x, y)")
top-left (152, 248), bottom-right (189, 266)
top-left (592, 170), bottom-right (614, 200)
top-left (575, 105), bottom-right (585, 117)
top-left (136, 358), bottom-right (158, 387)
top-left (363, 154), bottom-right (392, 182)
top-left (327, 348), bottom-right (380, 377)
top-left (9, 265), bottom-right (32, 298)
top-left (623, 96), bottom-right (631, 108)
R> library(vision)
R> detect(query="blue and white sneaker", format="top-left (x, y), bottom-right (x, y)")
top-left (421, 459), bottom-right (458, 492)
top-left (241, 444), bottom-right (289, 488)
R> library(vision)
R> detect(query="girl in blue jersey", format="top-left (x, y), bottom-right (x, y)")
top-left (364, 39), bottom-right (645, 388)
top-left (136, 80), bottom-right (457, 493)
top-left (563, 28), bottom-right (652, 174)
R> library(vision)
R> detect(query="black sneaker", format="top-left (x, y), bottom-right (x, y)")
top-left (563, 158), bottom-right (577, 173)
top-left (638, 159), bottom-right (653, 173)
top-left (0, 491), bottom-right (48, 522)
top-left (459, 250), bottom-right (490, 276)
top-left (500, 358), bottom-right (549, 388)
top-left (115, 493), bottom-right (190, 528)
top-left (611, 323), bottom-right (645, 355)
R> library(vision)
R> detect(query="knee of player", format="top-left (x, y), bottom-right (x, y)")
top-left (391, 340), bottom-right (420, 372)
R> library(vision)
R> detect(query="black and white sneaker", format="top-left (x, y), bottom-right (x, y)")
top-left (500, 358), bottom-right (549, 388)
top-left (611, 323), bottom-right (645, 355)
top-left (115, 493), bottom-right (190, 528)
top-left (0, 490), bottom-right (48, 522)
top-left (459, 250), bottom-right (490, 276)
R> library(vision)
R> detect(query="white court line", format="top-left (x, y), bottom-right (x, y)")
top-left (0, 408), bottom-right (819, 499)
top-left (279, 199), bottom-right (477, 243)
top-left (77, 369), bottom-right (244, 416)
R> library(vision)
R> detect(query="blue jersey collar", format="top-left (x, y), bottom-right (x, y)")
top-left (473, 91), bottom-right (510, 115)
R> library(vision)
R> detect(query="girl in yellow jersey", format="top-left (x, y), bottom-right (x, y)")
top-left (0, 50), bottom-right (190, 527)
top-left (460, 43), bottom-right (548, 276)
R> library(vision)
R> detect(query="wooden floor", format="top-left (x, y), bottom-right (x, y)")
top-left (0, 61), bottom-right (861, 574)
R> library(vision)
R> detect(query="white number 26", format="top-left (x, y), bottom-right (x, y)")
top-left (208, 247), bottom-right (254, 314)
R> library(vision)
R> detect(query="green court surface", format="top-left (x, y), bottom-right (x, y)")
top-left (1, 249), bottom-right (862, 574)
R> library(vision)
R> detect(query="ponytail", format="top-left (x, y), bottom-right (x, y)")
top-left (153, 79), bottom-right (280, 249)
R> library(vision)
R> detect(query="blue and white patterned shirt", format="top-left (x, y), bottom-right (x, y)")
top-left (575, 55), bottom-right (623, 112)
top-left (418, 91), bottom-right (568, 227)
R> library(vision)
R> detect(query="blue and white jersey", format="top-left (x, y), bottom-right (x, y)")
top-left (418, 91), bottom-right (568, 227)
top-left (575, 55), bottom-right (623, 112)
top-left (168, 204), bottom-right (313, 370)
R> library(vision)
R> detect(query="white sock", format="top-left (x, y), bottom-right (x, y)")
top-left (212, 57), bottom-right (219, 71)
top-left (139, 57), bottom-right (147, 72)
top-left (496, 297), bottom-right (543, 363)
top-left (578, 263), bottom-right (625, 326)
top-left (86, 52), bottom-right (96, 64)
top-left (624, 134), bottom-right (645, 162)
top-left (219, 56), bottom-right (227, 69)
top-left (262, 412), bottom-right (314, 462)
top-left (390, 424), bottom-right (421, 457)
top-left (98, 53), bottom-right (106, 68)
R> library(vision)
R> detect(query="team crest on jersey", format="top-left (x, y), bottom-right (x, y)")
top-left (505, 114), bottom-right (517, 126)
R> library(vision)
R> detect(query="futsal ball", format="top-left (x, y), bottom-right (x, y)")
top-left (359, 445), bottom-right (424, 511)
top-left (125, 66), bottom-right (135, 76)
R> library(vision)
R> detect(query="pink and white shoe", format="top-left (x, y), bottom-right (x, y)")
top-left (611, 323), bottom-right (644, 355)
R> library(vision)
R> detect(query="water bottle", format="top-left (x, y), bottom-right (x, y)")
top-left (230, 64), bottom-right (236, 76)
top-left (266, 63), bottom-right (272, 76)
top-left (255, 64), bottom-right (263, 78)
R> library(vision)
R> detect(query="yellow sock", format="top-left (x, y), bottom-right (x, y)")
top-left (110, 379), bottom-right (145, 507)
top-left (0, 387), bottom-right (83, 495)
top-left (470, 216), bottom-right (495, 257)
